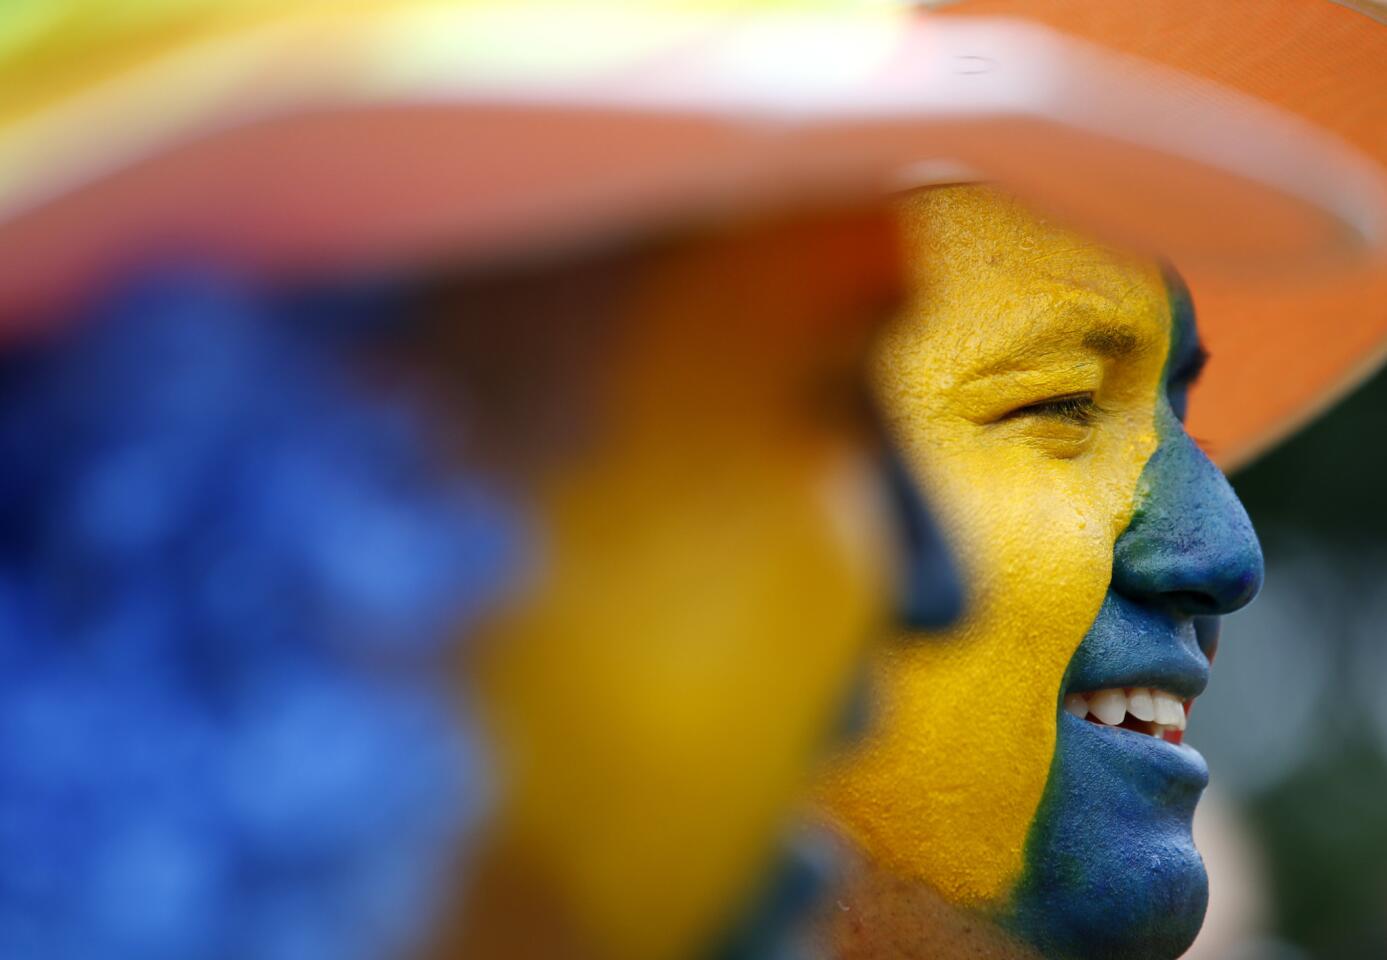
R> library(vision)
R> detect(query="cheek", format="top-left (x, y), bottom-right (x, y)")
top-left (818, 182), bottom-right (1175, 911)
top-left (818, 444), bottom-right (1123, 905)
top-left (476, 448), bottom-right (892, 960)
top-left (818, 413), bottom-right (1155, 909)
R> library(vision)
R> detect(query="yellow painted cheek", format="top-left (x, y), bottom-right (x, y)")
top-left (818, 434), bottom-right (1140, 905)
top-left (817, 185), bottom-right (1167, 907)
top-left (478, 436), bottom-right (891, 960)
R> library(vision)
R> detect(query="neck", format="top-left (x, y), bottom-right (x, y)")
top-left (813, 828), bottom-right (1044, 960)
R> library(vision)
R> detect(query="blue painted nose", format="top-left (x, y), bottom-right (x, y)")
top-left (1111, 423), bottom-right (1264, 617)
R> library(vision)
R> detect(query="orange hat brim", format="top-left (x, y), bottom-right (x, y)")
top-left (0, 6), bottom-right (1383, 341)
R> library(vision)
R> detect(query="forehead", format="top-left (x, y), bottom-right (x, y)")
top-left (897, 186), bottom-right (1171, 369)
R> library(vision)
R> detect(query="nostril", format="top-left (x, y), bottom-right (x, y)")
top-left (1160, 566), bottom-right (1260, 616)
top-left (1111, 522), bottom-right (1264, 618)
top-left (1163, 589), bottom-right (1221, 617)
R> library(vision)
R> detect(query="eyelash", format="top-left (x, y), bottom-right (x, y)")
top-left (1007, 393), bottom-right (1101, 426)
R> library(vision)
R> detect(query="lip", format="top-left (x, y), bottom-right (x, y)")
top-left (1061, 709), bottom-right (1210, 789)
top-left (1061, 661), bottom-right (1208, 747)
top-left (1059, 602), bottom-right (1211, 769)
top-left (1062, 653), bottom-right (1208, 703)
top-left (1061, 603), bottom-right (1210, 702)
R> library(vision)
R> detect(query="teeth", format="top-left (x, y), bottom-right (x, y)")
top-left (1153, 691), bottom-right (1185, 729)
top-left (1088, 689), bottom-right (1128, 726)
top-left (1065, 686), bottom-right (1189, 737)
top-left (1127, 687), bottom-right (1156, 722)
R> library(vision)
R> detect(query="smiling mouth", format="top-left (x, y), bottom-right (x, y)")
top-left (1063, 688), bottom-right (1190, 745)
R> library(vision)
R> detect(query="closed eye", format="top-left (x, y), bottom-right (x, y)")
top-left (1002, 393), bottom-right (1102, 426)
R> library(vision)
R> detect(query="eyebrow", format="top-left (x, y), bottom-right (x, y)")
top-left (1081, 325), bottom-right (1142, 360)
top-left (963, 313), bottom-right (1152, 382)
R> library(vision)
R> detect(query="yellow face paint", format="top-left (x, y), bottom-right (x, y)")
top-left (817, 185), bottom-right (1172, 906)
top-left (468, 207), bottom-right (903, 960)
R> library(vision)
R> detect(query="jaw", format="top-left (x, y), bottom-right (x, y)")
top-left (1006, 713), bottom-right (1210, 960)
top-left (811, 703), bottom-right (1208, 960)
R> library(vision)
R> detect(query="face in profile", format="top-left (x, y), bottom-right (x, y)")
top-left (428, 203), bottom-right (960, 960)
top-left (817, 186), bottom-right (1264, 960)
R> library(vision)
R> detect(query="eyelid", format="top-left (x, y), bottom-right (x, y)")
top-left (953, 364), bottom-right (1103, 424)
top-left (1000, 392), bottom-right (1101, 425)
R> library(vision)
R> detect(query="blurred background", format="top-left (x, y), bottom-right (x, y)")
top-left (1189, 364), bottom-right (1387, 960)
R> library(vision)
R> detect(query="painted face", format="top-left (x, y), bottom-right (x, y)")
top-left (458, 205), bottom-right (961, 960)
top-left (817, 186), bottom-right (1264, 958)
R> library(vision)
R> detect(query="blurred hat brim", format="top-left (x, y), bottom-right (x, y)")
top-left (0, 4), bottom-right (1382, 336)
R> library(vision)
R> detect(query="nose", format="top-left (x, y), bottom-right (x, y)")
top-left (882, 446), bottom-right (964, 630)
top-left (1111, 424), bottom-right (1264, 617)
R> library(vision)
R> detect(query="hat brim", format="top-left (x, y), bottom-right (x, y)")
top-left (939, 0), bottom-right (1387, 470)
top-left (1, 7), bottom-right (1383, 393)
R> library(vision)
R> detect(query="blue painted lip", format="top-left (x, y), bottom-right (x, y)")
top-left (1062, 650), bottom-right (1209, 702)
top-left (1061, 609), bottom-right (1211, 704)
top-left (1060, 711), bottom-right (1210, 790)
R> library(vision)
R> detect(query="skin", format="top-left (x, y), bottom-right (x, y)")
top-left (412, 202), bottom-right (960, 960)
top-left (816, 185), bottom-right (1264, 960)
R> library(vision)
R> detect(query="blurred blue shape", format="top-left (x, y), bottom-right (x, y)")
top-left (0, 270), bottom-right (519, 959)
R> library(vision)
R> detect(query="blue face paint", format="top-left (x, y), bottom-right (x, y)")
top-left (0, 270), bottom-right (519, 960)
top-left (885, 442), bottom-right (967, 632)
top-left (1010, 278), bottom-right (1265, 960)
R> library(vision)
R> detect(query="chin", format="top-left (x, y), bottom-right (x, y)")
top-left (1007, 710), bottom-right (1211, 960)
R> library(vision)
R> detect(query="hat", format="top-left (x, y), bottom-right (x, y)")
top-left (933, 0), bottom-right (1387, 469)
top-left (0, 0), bottom-right (1381, 344)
